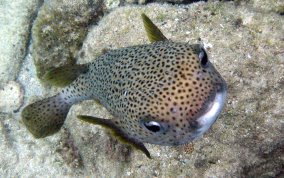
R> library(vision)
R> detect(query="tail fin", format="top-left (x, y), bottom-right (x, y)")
top-left (21, 94), bottom-right (71, 138)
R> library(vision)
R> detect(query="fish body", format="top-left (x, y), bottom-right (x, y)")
top-left (22, 14), bottom-right (227, 157)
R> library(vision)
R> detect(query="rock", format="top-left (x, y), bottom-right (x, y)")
top-left (0, 0), bottom-right (43, 85)
top-left (208, 0), bottom-right (284, 15)
top-left (121, 0), bottom-right (207, 5)
top-left (0, 81), bottom-right (24, 113)
top-left (1, 0), bottom-right (284, 177)
top-left (105, 0), bottom-right (120, 9)
top-left (32, 0), bottom-right (105, 81)
top-left (75, 2), bottom-right (284, 177)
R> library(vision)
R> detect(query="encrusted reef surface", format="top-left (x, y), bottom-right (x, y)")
top-left (0, 0), bottom-right (283, 177)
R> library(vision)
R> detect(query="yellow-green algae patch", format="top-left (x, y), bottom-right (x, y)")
top-left (32, 0), bottom-right (105, 82)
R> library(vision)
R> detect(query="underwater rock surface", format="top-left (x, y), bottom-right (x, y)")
top-left (0, 81), bottom-right (23, 113)
top-left (0, 0), bottom-right (43, 85)
top-left (0, 0), bottom-right (283, 177)
top-left (32, 0), bottom-right (105, 81)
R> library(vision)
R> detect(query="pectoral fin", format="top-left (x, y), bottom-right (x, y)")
top-left (141, 13), bottom-right (168, 43)
top-left (44, 64), bottom-right (88, 87)
top-left (78, 115), bottom-right (151, 158)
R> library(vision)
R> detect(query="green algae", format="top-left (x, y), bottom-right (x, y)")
top-left (276, 5), bottom-right (284, 15)
top-left (32, 0), bottom-right (105, 82)
top-left (156, 13), bottom-right (167, 22)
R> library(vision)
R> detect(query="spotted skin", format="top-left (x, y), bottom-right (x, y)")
top-left (83, 41), bottom-right (225, 145)
top-left (22, 41), bottom-right (226, 146)
top-left (22, 94), bottom-right (71, 138)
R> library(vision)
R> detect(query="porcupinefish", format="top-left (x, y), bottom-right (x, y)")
top-left (22, 14), bottom-right (227, 158)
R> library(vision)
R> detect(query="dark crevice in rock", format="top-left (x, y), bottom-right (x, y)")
top-left (241, 142), bottom-right (284, 178)
top-left (119, 0), bottom-right (208, 5)
top-left (82, 0), bottom-right (107, 33)
top-left (56, 127), bottom-right (84, 169)
top-left (276, 6), bottom-right (284, 16)
top-left (0, 113), bottom-right (19, 153)
top-left (0, 115), bottom-right (12, 148)
top-left (15, 1), bottom-right (45, 115)
top-left (17, 0), bottom-right (45, 81)
top-left (147, 0), bottom-right (208, 5)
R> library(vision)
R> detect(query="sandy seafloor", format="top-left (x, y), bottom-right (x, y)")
top-left (0, 0), bottom-right (283, 177)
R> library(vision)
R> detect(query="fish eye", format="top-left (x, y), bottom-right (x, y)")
top-left (199, 47), bottom-right (208, 68)
top-left (143, 121), bottom-right (161, 132)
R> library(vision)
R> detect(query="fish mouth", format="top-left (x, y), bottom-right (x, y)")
top-left (194, 82), bottom-right (227, 137)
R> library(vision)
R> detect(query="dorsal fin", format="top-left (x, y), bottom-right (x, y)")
top-left (141, 13), bottom-right (168, 43)
top-left (43, 64), bottom-right (88, 87)
top-left (77, 115), bottom-right (151, 158)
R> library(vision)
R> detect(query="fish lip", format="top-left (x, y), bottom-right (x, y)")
top-left (194, 81), bottom-right (227, 136)
top-left (174, 81), bottom-right (227, 145)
